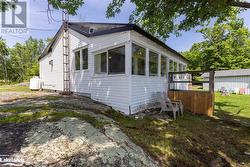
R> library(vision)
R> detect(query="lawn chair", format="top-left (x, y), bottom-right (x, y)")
top-left (163, 93), bottom-right (184, 117)
top-left (158, 93), bottom-right (179, 120)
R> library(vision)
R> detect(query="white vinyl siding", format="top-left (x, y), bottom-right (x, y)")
top-left (39, 33), bottom-right (64, 91)
top-left (203, 76), bottom-right (250, 94)
top-left (39, 28), bottom-right (187, 115)
top-left (129, 31), bottom-right (187, 114)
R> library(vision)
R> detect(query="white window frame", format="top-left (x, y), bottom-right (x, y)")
top-left (81, 48), bottom-right (88, 70)
top-left (73, 46), bottom-right (89, 72)
top-left (74, 50), bottom-right (81, 71)
top-left (131, 42), bottom-right (147, 76)
top-left (149, 50), bottom-right (159, 76)
top-left (94, 44), bottom-right (126, 76)
top-left (160, 55), bottom-right (167, 77)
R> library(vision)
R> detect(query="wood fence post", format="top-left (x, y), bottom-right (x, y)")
top-left (209, 71), bottom-right (215, 93)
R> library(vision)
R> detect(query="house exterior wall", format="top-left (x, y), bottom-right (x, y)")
top-left (69, 29), bottom-right (130, 114)
top-left (39, 29), bottom-right (187, 114)
top-left (39, 33), bottom-right (64, 91)
top-left (129, 31), bottom-right (187, 113)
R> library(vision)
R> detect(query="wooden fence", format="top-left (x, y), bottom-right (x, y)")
top-left (168, 90), bottom-right (214, 116)
top-left (168, 71), bottom-right (215, 116)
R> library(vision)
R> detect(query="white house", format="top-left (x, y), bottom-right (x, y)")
top-left (39, 22), bottom-right (188, 114)
top-left (202, 69), bottom-right (250, 94)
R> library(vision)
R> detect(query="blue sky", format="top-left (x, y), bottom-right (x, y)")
top-left (2, 0), bottom-right (250, 52)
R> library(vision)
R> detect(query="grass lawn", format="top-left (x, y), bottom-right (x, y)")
top-left (215, 93), bottom-right (250, 124)
top-left (98, 93), bottom-right (250, 166)
top-left (0, 86), bottom-right (249, 166)
top-left (103, 110), bottom-right (250, 166)
top-left (0, 84), bottom-right (31, 92)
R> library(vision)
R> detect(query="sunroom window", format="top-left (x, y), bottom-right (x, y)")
top-left (149, 51), bottom-right (158, 76)
top-left (82, 48), bottom-right (88, 70)
top-left (161, 56), bottom-right (167, 76)
top-left (169, 60), bottom-right (173, 72)
top-left (95, 52), bottom-right (107, 74)
top-left (75, 50), bottom-right (80, 71)
top-left (132, 43), bottom-right (146, 75)
top-left (173, 61), bottom-right (177, 72)
top-left (108, 46), bottom-right (125, 74)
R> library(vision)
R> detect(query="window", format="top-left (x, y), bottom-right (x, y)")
top-left (82, 48), bottom-right (88, 70)
top-left (75, 51), bottom-right (80, 71)
top-left (49, 60), bottom-right (53, 72)
top-left (169, 60), bottom-right (173, 72)
top-left (108, 46), bottom-right (125, 74)
top-left (132, 43), bottom-right (146, 75)
top-left (183, 65), bottom-right (187, 71)
top-left (173, 61), bottom-right (177, 72)
top-left (149, 51), bottom-right (158, 76)
top-left (179, 63), bottom-right (183, 72)
top-left (95, 52), bottom-right (107, 74)
top-left (161, 56), bottom-right (167, 76)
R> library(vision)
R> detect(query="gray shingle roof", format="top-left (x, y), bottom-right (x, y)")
top-left (202, 69), bottom-right (250, 78)
top-left (38, 22), bottom-right (188, 63)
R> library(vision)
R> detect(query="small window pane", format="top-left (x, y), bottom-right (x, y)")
top-left (132, 43), bottom-right (146, 75)
top-left (108, 46), bottom-right (125, 74)
top-left (183, 65), bottom-right (187, 71)
top-left (169, 60), bottom-right (173, 72)
top-left (173, 61), bottom-right (177, 72)
top-left (95, 52), bottom-right (107, 73)
top-left (82, 48), bottom-right (88, 70)
top-left (149, 51), bottom-right (158, 76)
top-left (161, 56), bottom-right (167, 76)
top-left (179, 64), bottom-right (182, 71)
top-left (75, 51), bottom-right (80, 71)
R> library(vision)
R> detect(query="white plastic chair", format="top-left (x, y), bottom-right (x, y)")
top-left (164, 93), bottom-right (184, 117)
top-left (158, 93), bottom-right (179, 120)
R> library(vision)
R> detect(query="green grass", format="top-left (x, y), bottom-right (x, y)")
top-left (215, 93), bottom-right (250, 125)
top-left (0, 84), bottom-right (30, 92)
top-left (215, 93), bottom-right (250, 118)
top-left (0, 105), bottom-right (51, 114)
top-left (0, 91), bottom-right (249, 166)
top-left (101, 109), bottom-right (250, 166)
top-left (0, 109), bottom-right (107, 129)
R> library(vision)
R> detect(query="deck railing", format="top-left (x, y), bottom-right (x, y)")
top-left (168, 71), bottom-right (215, 116)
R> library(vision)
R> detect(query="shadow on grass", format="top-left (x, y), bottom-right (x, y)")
top-left (215, 101), bottom-right (250, 127)
top-left (102, 109), bottom-right (250, 167)
top-left (0, 95), bottom-right (249, 166)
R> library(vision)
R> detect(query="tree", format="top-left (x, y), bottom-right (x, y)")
top-left (106, 0), bottom-right (250, 40)
top-left (8, 37), bottom-right (45, 82)
top-left (0, 39), bottom-right (9, 82)
top-left (183, 15), bottom-right (250, 71)
top-left (0, 0), bottom-right (84, 15)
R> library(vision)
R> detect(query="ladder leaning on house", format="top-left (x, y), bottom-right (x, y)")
top-left (62, 10), bottom-right (70, 94)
